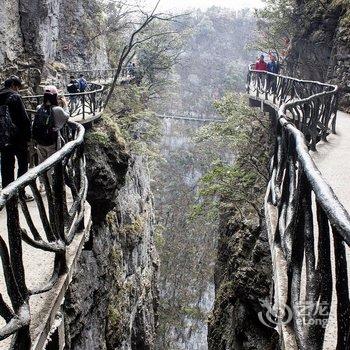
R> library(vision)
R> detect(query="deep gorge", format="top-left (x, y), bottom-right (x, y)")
top-left (0, 0), bottom-right (349, 349)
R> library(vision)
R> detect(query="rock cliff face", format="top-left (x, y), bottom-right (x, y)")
top-left (207, 214), bottom-right (278, 350)
top-left (0, 0), bottom-right (109, 91)
top-left (63, 120), bottom-right (159, 349)
top-left (287, 0), bottom-right (350, 112)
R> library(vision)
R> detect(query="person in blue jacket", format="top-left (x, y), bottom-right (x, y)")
top-left (267, 55), bottom-right (280, 93)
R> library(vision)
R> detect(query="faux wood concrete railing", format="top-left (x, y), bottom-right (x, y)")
top-left (0, 122), bottom-right (87, 349)
top-left (247, 66), bottom-right (350, 349)
top-left (22, 82), bottom-right (106, 125)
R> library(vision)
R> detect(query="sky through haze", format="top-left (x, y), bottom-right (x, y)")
top-left (145, 0), bottom-right (264, 12)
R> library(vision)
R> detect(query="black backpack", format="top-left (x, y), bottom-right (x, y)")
top-left (0, 96), bottom-right (17, 149)
top-left (67, 80), bottom-right (79, 94)
top-left (32, 106), bottom-right (57, 146)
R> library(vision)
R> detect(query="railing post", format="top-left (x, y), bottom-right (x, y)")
top-left (6, 196), bottom-right (28, 300)
top-left (332, 94), bottom-right (339, 134)
top-left (12, 326), bottom-right (31, 349)
top-left (246, 72), bottom-right (250, 94)
top-left (53, 161), bottom-right (67, 275)
top-left (82, 93), bottom-right (85, 120)
top-left (92, 92), bottom-right (96, 116)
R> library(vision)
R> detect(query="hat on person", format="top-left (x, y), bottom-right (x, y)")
top-left (44, 85), bottom-right (58, 95)
top-left (4, 75), bottom-right (23, 88)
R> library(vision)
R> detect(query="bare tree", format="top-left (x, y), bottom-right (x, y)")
top-left (104, 1), bottom-right (186, 108)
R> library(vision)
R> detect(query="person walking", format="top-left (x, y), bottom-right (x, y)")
top-left (267, 55), bottom-right (280, 74)
top-left (126, 62), bottom-right (133, 77)
top-left (0, 75), bottom-right (33, 200)
top-left (78, 74), bottom-right (87, 93)
top-left (32, 86), bottom-right (70, 187)
top-left (255, 55), bottom-right (267, 90)
top-left (67, 75), bottom-right (80, 114)
top-left (255, 54), bottom-right (267, 71)
top-left (267, 55), bottom-right (280, 93)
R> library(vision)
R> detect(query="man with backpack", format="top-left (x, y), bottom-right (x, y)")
top-left (67, 75), bottom-right (80, 94)
top-left (0, 76), bottom-right (33, 200)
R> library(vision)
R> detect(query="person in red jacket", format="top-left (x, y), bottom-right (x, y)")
top-left (255, 54), bottom-right (267, 71)
top-left (254, 55), bottom-right (267, 90)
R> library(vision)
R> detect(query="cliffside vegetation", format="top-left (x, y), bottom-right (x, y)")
top-left (194, 94), bottom-right (271, 220)
top-left (7, 0), bottom-right (348, 348)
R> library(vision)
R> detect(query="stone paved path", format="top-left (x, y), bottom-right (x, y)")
top-left (0, 188), bottom-right (90, 349)
top-left (310, 110), bottom-right (350, 349)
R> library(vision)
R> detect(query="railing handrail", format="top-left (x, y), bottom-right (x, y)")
top-left (248, 63), bottom-right (338, 90)
top-left (247, 65), bottom-right (350, 349)
top-left (278, 108), bottom-right (350, 245)
top-left (21, 83), bottom-right (104, 100)
top-left (248, 65), bottom-right (350, 244)
top-left (0, 121), bottom-right (85, 209)
top-left (0, 67), bottom-right (134, 347)
top-left (67, 68), bottom-right (118, 74)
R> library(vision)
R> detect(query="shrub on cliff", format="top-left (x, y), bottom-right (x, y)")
top-left (194, 93), bottom-right (272, 222)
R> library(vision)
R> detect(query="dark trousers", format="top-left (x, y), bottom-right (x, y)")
top-left (267, 75), bottom-right (277, 93)
top-left (1, 145), bottom-right (28, 188)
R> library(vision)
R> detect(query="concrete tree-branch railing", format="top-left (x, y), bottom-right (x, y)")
top-left (0, 122), bottom-right (87, 349)
top-left (22, 82), bottom-right (106, 123)
top-left (247, 66), bottom-right (350, 349)
top-left (66, 68), bottom-right (128, 84)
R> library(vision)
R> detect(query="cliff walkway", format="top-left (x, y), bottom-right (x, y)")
top-left (247, 68), bottom-right (350, 349)
top-left (156, 113), bottom-right (223, 123)
top-left (1, 64), bottom-right (349, 350)
top-left (0, 69), bottom-right (125, 350)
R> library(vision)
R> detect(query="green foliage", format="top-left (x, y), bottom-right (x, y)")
top-left (253, 0), bottom-right (296, 58)
top-left (120, 215), bottom-right (145, 237)
top-left (181, 306), bottom-right (206, 321)
top-left (106, 84), bottom-right (162, 158)
top-left (137, 19), bottom-right (189, 99)
top-left (194, 93), bottom-right (271, 221)
top-left (85, 114), bottom-right (126, 149)
top-left (85, 130), bottom-right (110, 146)
top-left (154, 224), bottom-right (166, 250)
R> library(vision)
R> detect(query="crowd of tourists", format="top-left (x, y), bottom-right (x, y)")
top-left (126, 62), bottom-right (137, 77)
top-left (0, 75), bottom-right (71, 200)
top-left (0, 56), bottom-right (273, 198)
top-left (66, 74), bottom-right (87, 112)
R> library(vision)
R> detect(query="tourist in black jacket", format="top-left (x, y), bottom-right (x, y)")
top-left (0, 75), bottom-right (33, 200)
